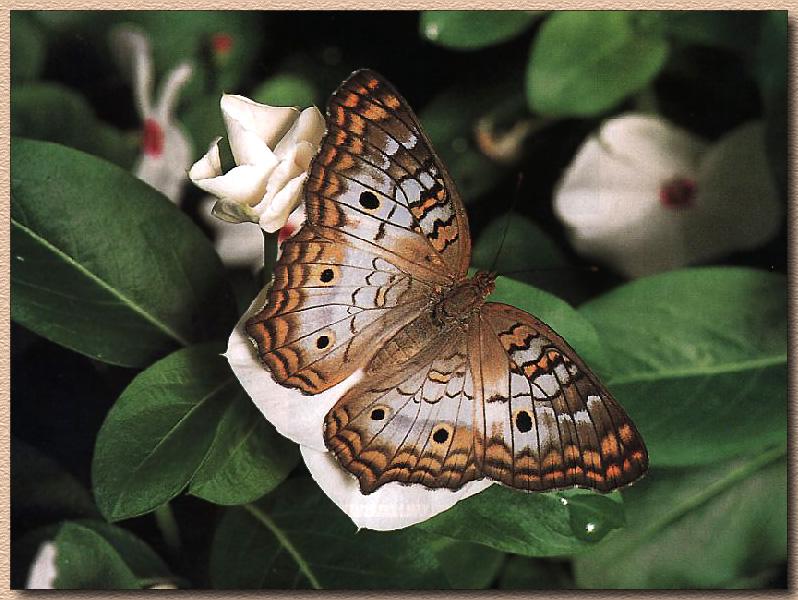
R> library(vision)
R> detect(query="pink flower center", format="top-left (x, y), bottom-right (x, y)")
top-left (212, 33), bottom-right (233, 55)
top-left (659, 177), bottom-right (697, 210)
top-left (142, 119), bottom-right (164, 156)
top-left (277, 224), bottom-right (296, 245)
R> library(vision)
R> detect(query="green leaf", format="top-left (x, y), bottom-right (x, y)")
top-left (579, 267), bottom-right (787, 467)
top-left (420, 82), bottom-right (515, 203)
top-left (661, 11), bottom-right (762, 53)
top-left (210, 478), bottom-right (503, 589)
top-left (573, 447), bottom-right (787, 588)
top-left (528, 11), bottom-right (669, 117)
top-left (12, 83), bottom-right (138, 168)
top-left (49, 520), bottom-right (173, 589)
top-left (92, 345), bottom-right (293, 520)
top-left (189, 388), bottom-right (300, 505)
top-left (499, 556), bottom-right (574, 589)
top-left (251, 72), bottom-right (319, 108)
top-left (419, 485), bottom-right (624, 557)
top-left (11, 139), bottom-right (236, 367)
top-left (420, 10), bottom-right (543, 50)
top-left (53, 522), bottom-right (140, 589)
top-left (11, 12), bottom-right (46, 83)
top-left (91, 345), bottom-right (228, 520)
top-left (12, 440), bottom-right (100, 526)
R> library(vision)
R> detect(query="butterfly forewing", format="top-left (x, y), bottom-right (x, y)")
top-left (317, 69), bottom-right (471, 277)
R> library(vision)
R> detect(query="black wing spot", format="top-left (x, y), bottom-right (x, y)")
top-left (371, 408), bottom-right (385, 421)
top-left (433, 428), bottom-right (449, 443)
top-left (515, 410), bottom-right (533, 433)
top-left (316, 335), bottom-right (330, 349)
top-left (359, 191), bottom-right (380, 210)
top-left (320, 268), bottom-right (334, 283)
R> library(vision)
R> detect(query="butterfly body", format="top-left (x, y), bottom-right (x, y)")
top-left (247, 69), bottom-right (648, 495)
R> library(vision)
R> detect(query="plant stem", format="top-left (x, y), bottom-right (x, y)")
top-left (154, 502), bottom-right (182, 558)
top-left (262, 230), bottom-right (278, 288)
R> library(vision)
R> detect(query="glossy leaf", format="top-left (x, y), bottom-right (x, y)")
top-left (210, 478), bottom-right (503, 589)
top-left (661, 11), bottom-right (763, 53)
top-left (189, 388), bottom-right (300, 505)
top-left (420, 10), bottom-right (543, 50)
top-left (12, 83), bottom-right (138, 168)
top-left (528, 11), bottom-right (669, 117)
top-left (51, 519), bottom-right (173, 589)
top-left (11, 139), bottom-right (236, 367)
top-left (580, 267), bottom-right (787, 467)
top-left (11, 12), bottom-right (46, 83)
top-left (12, 440), bottom-right (100, 527)
top-left (92, 345), bottom-right (294, 520)
top-left (573, 447), bottom-right (787, 588)
top-left (419, 485), bottom-right (624, 557)
top-left (252, 73), bottom-right (319, 108)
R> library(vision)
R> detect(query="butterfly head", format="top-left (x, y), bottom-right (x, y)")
top-left (472, 270), bottom-right (497, 299)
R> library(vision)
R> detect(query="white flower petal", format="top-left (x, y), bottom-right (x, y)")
top-left (26, 541), bottom-right (58, 589)
top-left (193, 163), bottom-right (272, 207)
top-left (188, 137), bottom-right (223, 181)
top-left (260, 142), bottom-right (316, 206)
top-left (688, 120), bottom-right (781, 257)
top-left (301, 446), bottom-right (493, 531)
top-left (274, 106), bottom-right (326, 158)
top-left (134, 124), bottom-right (192, 204)
top-left (152, 62), bottom-right (193, 123)
top-left (109, 26), bottom-right (154, 118)
top-left (597, 113), bottom-right (707, 182)
top-left (198, 196), bottom-right (265, 272)
top-left (224, 285), bottom-right (361, 450)
top-left (555, 114), bottom-right (706, 234)
top-left (257, 173), bottom-right (307, 233)
top-left (221, 94), bottom-right (299, 148)
top-left (226, 116), bottom-right (279, 168)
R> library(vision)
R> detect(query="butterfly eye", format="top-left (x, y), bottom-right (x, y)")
top-left (359, 191), bottom-right (380, 210)
top-left (515, 410), bottom-right (533, 433)
top-left (320, 268), bottom-right (335, 283)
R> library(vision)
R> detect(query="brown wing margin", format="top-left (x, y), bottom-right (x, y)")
top-left (476, 302), bottom-right (649, 493)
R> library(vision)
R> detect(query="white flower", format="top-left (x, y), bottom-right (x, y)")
top-left (225, 286), bottom-right (492, 531)
top-left (553, 114), bottom-right (781, 279)
top-left (189, 95), bottom-right (325, 233)
top-left (25, 541), bottom-right (57, 589)
top-left (110, 26), bottom-right (193, 204)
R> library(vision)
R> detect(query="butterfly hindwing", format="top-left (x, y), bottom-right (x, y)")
top-left (324, 317), bottom-right (481, 493)
top-left (479, 303), bottom-right (649, 492)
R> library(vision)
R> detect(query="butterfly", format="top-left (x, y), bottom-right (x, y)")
top-left (246, 69), bottom-right (648, 495)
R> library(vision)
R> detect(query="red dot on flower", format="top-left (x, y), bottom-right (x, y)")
top-left (212, 33), bottom-right (233, 55)
top-left (659, 177), bottom-right (697, 210)
top-left (142, 119), bottom-right (164, 156)
top-left (278, 224), bottom-right (296, 245)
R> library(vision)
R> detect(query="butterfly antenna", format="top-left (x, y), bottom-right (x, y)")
top-left (489, 172), bottom-right (524, 273)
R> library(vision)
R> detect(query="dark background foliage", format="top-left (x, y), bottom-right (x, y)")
top-left (11, 10), bottom-right (787, 589)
